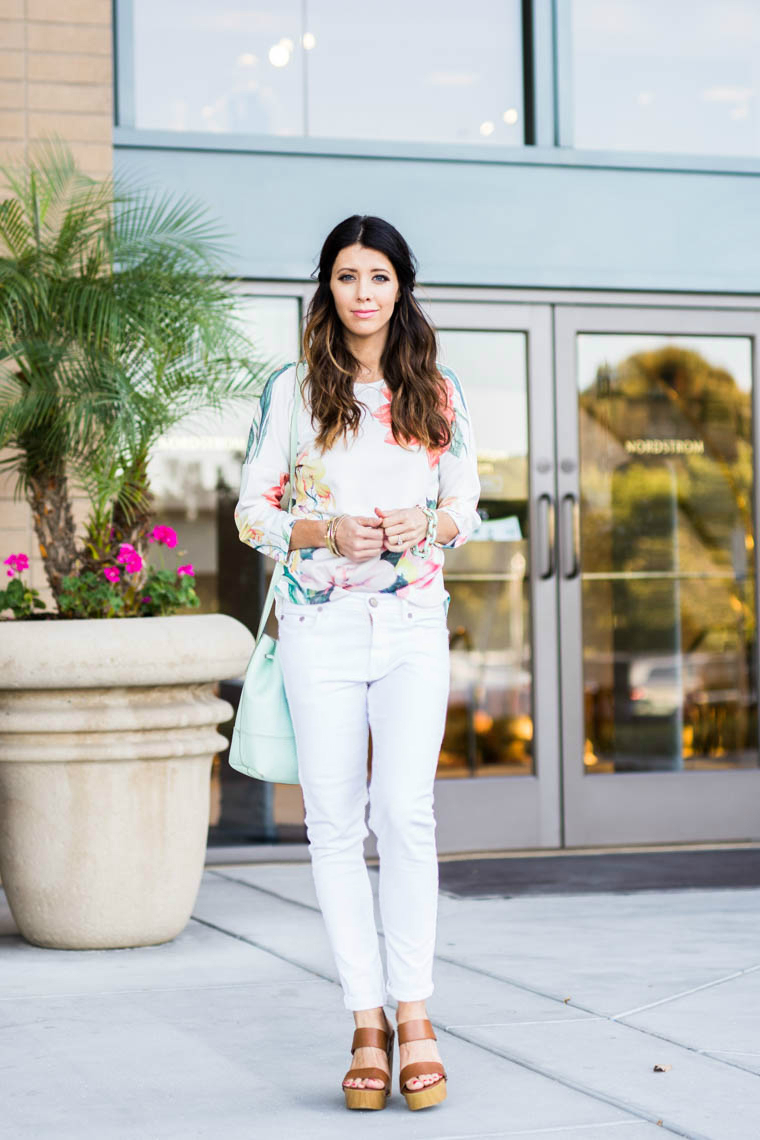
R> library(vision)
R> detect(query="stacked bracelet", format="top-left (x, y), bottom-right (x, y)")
top-left (410, 505), bottom-right (438, 557)
top-left (325, 514), bottom-right (347, 556)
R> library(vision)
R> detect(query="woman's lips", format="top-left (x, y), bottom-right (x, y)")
top-left (352, 310), bottom-right (377, 318)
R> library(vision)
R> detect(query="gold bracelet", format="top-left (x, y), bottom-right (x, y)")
top-left (333, 514), bottom-right (346, 556)
top-left (325, 514), bottom-right (346, 556)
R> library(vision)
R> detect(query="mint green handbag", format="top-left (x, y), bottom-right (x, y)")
top-left (228, 363), bottom-right (302, 784)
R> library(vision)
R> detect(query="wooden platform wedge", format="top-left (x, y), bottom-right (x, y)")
top-left (342, 1015), bottom-right (395, 1110)
top-left (398, 1017), bottom-right (447, 1111)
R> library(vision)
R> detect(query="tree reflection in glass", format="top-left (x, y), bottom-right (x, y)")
top-left (578, 339), bottom-right (757, 774)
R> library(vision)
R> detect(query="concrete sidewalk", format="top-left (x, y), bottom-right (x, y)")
top-left (2, 857), bottom-right (759, 1139)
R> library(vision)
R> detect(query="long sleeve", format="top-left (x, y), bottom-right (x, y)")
top-left (434, 365), bottom-right (482, 549)
top-left (234, 362), bottom-right (297, 565)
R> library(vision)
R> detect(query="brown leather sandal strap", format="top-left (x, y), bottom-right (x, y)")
top-left (397, 1018), bottom-right (437, 1045)
top-left (351, 1026), bottom-right (389, 1052)
top-left (344, 1066), bottom-right (390, 1084)
top-left (400, 1061), bottom-right (447, 1089)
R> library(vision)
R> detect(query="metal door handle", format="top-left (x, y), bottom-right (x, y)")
top-left (560, 493), bottom-right (580, 579)
top-left (537, 494), bottom-right (555, 579)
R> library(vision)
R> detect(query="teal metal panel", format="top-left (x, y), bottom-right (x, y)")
top-left (113, 138), bottom-right (760, 292)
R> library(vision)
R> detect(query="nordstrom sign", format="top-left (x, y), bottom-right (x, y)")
top-left (624, 438), bottom-right (704, 455)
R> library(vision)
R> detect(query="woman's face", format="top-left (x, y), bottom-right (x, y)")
top-left (329, 243), bottom-right (400, 339)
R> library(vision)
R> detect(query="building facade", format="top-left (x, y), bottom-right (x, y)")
top-left (3, 1), bottom-right (760, 850)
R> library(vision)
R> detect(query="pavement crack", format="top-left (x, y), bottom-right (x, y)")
top-left (189, 914), bottom-right (335, 987)
top-left (612, 961), bottom-right (760, 1018)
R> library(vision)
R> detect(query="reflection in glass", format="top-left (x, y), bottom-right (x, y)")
top-left (133, 2), bottom-right (304, 134)
top-left (437, 330), bottom-right (533, 778)
top-left (147, 295), bottom-right (301, 608)
top-left (146, 295), bottom-right (302, 843)
top-left (131, 0), bottom-right (523, 147)
top-left (577, 334), bottom-right (758, 774)
top-left (307, 1), bottom-right (523, 145)
top-left (569, 0), bottom-right (760, 157)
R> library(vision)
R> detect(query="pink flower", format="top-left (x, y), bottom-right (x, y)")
top-left (141, 595), bottom-right (152, 603)
top-left (263, 473), bottom-right (288, 508)
top-left (116, 543), bottom-right (143, 574)
top-left (148, 525), bottom-right (178, 548)
top-left (103, 566), bottom-right (120, 583)
top-left (177, 564), bottom-right (195, 577)
top-left (3, 552), bottom-right (29, 578)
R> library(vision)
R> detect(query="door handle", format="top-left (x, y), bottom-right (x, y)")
top-left (560, 493), bottom-right (580, 579)
top-left (536, 494), bottom-right (555, 579)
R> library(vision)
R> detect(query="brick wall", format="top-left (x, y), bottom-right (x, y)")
top-left (0, 0), bottom-right (113, 604)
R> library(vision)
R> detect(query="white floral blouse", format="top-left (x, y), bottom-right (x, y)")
top-left (234, 361), bottom-right (482, 611)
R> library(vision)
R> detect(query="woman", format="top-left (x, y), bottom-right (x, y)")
top-left (235, 215), bottom-right (481, 1111)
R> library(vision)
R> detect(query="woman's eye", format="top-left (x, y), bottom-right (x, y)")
top-left (338, 274), bottom-right (390, 282)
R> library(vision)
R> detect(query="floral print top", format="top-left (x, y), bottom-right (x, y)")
top-left (234, 361), bottom-right (482, 610)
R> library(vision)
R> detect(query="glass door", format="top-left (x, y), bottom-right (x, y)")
top-left (419, 301), bottom-right (561, 851)
top-left (555, 306), bottom-right (760, 845)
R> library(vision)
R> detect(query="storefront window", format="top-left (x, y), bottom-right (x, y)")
top-left (567, 0), bottom-right (760, 157)
top-left (146, 295), bottom-right (301, 612)
top-left (577, 333), bottom-right (758, 773)
top-left (437, 330), bottom-right (533, 777)
top-left (130, 0), bottom-right (524, 146)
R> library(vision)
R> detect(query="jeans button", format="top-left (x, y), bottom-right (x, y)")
top-left (369, 597), bottom-right (378, 607)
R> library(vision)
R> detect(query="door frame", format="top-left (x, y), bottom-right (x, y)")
top-left (419, 300), bottom-right (562, 853)
top-left (554, 304), bottom-right (760, 846)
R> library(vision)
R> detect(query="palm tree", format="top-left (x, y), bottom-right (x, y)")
top-left (0, 138), bottom-right (269, 600)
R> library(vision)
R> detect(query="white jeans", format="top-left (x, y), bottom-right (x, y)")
top-left (275, 590), bottom-right (450, 1011)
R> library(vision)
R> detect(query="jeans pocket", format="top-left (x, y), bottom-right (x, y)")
top-left (405, 602), bottom-right (448, 631)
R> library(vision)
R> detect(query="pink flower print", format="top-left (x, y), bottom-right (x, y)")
top-left (263, 472), bottom-right (289, 508)
top-left (372, 390), bottom-right (405, 448)
top-left (103, 566), bottom-right (120, 583)
top-left (372, 378), bottom-right (455, 467)
top-left (3, 552), bottom-right (29, 578)
top-left (426, 377), bottom-right (457, 469)
top-left (148, 525), bottom-right (178, 548)
top-left (116, 543), bottom-right (144, 574)
top-left (177, 564), bottom-right (195, 577)
top-left (396, 552), bottom-right (443, 597)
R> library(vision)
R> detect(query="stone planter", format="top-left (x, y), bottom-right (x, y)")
top-left (0, 614), bottom-right (253, 950)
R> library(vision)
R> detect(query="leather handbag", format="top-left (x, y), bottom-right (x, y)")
top-left (227, 362), bottom-right (302, 784)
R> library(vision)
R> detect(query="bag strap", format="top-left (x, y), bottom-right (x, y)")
top-left (253, 360), bottom-right (302, 647)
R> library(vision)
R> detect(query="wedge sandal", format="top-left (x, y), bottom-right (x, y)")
top-left (342, 1014), bottom-right (395, 1110)
top-left (398, 1017), bottom-right (447, 1111)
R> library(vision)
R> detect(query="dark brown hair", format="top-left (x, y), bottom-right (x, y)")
top-left (301, 215), bottom-right (452, 454)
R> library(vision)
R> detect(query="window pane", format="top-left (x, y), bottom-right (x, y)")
top-left (146, 295), bottom-right (301, 607)
top-left (307, 0), bottom-right (524, 145)
top-left (436, 330), bottom-right (533, 778)
top-left (130, 0), bottom-right (524, 146)
top-left (133, 2), bottom-right (304, 135)
top-left (569, 0), bottom-right (760, 157)
top-left (577, 333), bottom-right (758, 774)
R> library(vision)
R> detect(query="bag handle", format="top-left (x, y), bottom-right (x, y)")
top-left (253, 360), bottom-right (303, 647)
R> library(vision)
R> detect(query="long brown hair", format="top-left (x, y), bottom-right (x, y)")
top-left (301, 215), bottom-right (453, 454)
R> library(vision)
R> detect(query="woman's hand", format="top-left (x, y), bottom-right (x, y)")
top-left (331, 515), bottom-right (386, 562)
top-left (373, 506), bottom-right (428, 553)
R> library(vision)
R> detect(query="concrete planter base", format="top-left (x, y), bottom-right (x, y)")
top-left (0, 614), bottom-right (254, 949)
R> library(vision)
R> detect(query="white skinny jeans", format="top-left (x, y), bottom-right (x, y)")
top-left (275, 590), bottom-right (450, 1011)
